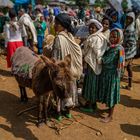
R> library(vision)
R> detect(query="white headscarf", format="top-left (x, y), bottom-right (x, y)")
top-left (83, 19), bottom-right (107, 75)
top-left (88, 19), bottom-right (103, 35)
top-left (125, 12), bottom-right (135, 31)
top-left (85, 19), bottom-right (105, 45)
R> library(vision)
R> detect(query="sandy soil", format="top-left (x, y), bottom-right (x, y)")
top-left (0, 55), bottom-right (140, 140)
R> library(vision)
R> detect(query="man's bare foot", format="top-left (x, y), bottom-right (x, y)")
top-left (100, 116), bottom-right (112, 123)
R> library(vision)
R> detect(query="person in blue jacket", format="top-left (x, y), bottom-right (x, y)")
top-left (35, 15), bottom-right (47, 54)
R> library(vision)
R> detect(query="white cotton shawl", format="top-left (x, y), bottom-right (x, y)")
top-left (19, 14), bottom-right (37, 43)
top-left (57, 31), bottom-right (83, 79)
top-left (102, 29), bottom-right (110, 42)
top-left (136, 15), bottom-right (140, 39)
top-left (84, 32), bottom-right (107, 75)
top-left (125, 12), bottom-right (135, 32)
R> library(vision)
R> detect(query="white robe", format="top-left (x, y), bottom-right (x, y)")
top-left (19, 14), bottom-right (37, 43)
top-left (102, 29), bottom-right (110, 42)
top-left (57, 31), bottom-right (83, 79)
top-left (4, 21), bottom-right (23, 47)
top-left (136, 15), bottom-right (140, 40)
top-left (84, 32), bottom-right (107, 75)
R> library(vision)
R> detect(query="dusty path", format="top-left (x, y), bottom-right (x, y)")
top-left (0, 55), bottom-right (140, 140)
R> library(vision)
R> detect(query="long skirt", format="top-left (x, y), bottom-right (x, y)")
top-left (37, 35), bottom-right (44, 54)
top-left (82, 65), bottom-right (99, 104)
top-left (7, 41), bottom-right (23, 68)
top-left (98, 70), bottom-right (120, 108)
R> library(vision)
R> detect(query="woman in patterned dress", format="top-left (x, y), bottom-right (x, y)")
top-left (98, 28), bottom-right (125, 123)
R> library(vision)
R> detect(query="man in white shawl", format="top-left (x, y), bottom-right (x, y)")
top-left (81, 19), bottom-right (107, 113)
top-left (18, 9), bottom-right (37, 51)
top-left (51, 13), bottom-right (83, 120)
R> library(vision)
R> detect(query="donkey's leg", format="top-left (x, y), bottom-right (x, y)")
top-left (37, 95), bottom-right (44, 127)
top-left (56, 97), bottom-right (62, 121)
top-left (22, 87), bottom-right (28, 102)
top-left (44, 93), bottom-right (51, 124)
top-left (65, 107), bottom-right (72, 119)
top-left (19, 86), bottom-right (25, 102)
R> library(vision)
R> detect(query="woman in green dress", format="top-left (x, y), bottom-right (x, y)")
top-left (81, 19), bottom-right (107, 112)
top-left (98, 28), bottom-right (125, 123)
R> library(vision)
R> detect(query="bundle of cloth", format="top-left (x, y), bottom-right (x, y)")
top-left (43, 34), bottom-right (55, 58)
top-left (57, 31), bottom-right (83, 79)
top-left (11, 47), bottom-right (39, 87)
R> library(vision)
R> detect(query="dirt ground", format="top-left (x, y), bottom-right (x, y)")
top-left (0, 55), bottom-right (140, 140)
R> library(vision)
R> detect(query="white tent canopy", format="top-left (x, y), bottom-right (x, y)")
top-left (0, 0), bottom-right (14, 8)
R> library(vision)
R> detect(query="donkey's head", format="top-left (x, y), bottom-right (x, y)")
top-left (41, 55), bottom-right (74, 107)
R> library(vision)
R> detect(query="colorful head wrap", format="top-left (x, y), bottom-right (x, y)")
top-left (110, 28), bottom-right (125, 77)
top-left (110, 28), bottom-right (123, 48)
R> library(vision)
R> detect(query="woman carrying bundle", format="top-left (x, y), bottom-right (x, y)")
top-left (51, 13), bottom-right (83, 120)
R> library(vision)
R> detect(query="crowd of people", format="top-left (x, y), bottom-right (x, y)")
top-left (0, 2), bottom-right (140, 123)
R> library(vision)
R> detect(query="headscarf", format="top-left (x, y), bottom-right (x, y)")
top-left (88, 19), bottom-right (103, 34)
top-left (55, 13), bottom-right (74, 34)
top-left (110, 28), bottom-right (125, 77)
top-left (110, 11), bottom-right (123, 29)
top-left (125, 12), bottom-right (135, 32)
top-left (124, 11), bottom-right (136, 60)
top-left (84, 19), bottom-right (107, 75)
top-left (110, 28), bottom-right (123, 48)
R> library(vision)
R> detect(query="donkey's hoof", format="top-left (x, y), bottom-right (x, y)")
top-left (36, 120), bottom-right (44, 127)
top-left (20, 97), bottom-right (28, 103)
top-left (23, 97), bottom-right (28, 103)
top-left (20, 98), bottom-right (25, 103)
top-left (45, 118), bottom-right (51, 124)
top-left (45, 120), bottom-right (51, 126)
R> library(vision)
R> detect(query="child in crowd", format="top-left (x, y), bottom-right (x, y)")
top-left (123, 12), bottom-right (137, 90)
top-left (35, 15), bottom-right (47, 54)
top-left (110, 11), bottom-right (123, 30)
top-left (102, 17), bottom-right (110, 41)
top-left (98, 28), bottom-right (125, 123)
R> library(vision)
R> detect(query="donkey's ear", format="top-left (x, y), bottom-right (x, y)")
top-left (40, 55), bottom-right (53, 66)
top-left (64, 54), bottom-right (71, 67)
top-left (51, 58), bottom-right (56, 63)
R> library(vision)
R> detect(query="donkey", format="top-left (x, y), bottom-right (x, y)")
top-left (11, 47), bottom-right (73, 126)
top-left (32, 55), bottom-right (74, 125)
